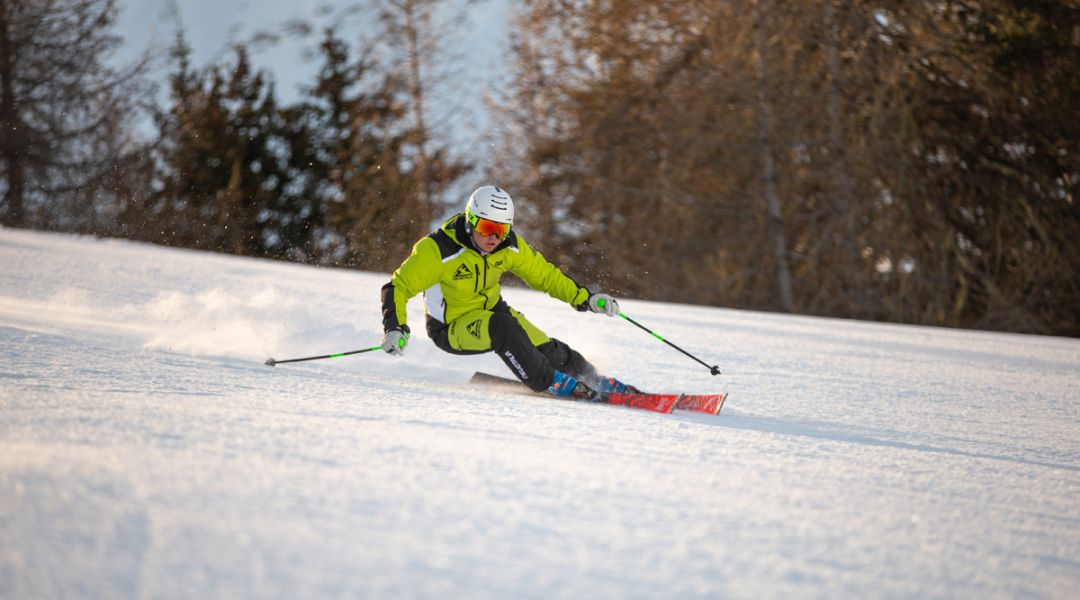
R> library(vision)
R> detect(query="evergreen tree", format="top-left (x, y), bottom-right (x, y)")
top-left (0, 0), bottom-right (148, 229)
top-left (146, 34), bottom-right (301, 257)
top-left (304, 27), bottom-right (426, 271)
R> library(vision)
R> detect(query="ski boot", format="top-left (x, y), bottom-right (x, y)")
top-left (593, 375), bottom-right (639, 394)
top-left (547, 371), bottom-right (601, 401)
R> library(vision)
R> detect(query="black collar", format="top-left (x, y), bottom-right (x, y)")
top-left (452, 215), bottom-right (483, 253)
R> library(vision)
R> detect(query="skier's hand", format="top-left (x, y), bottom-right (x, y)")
top-left (381, 325), bottom-right (410, 356)
top-left (587, 292), bottom-right (620, 317)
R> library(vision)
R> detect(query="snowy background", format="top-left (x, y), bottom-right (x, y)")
top-left (2, 226), bottom-right (1079, 598)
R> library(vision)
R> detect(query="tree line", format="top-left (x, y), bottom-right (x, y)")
top-left (1, 0), bottom-right (1077, 335)
top-left (0, 0), bottom-right (464, 272)
top-left (494, 0), bottom-right (1078, 335)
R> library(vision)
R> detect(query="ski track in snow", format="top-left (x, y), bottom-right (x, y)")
top-left (2, 227), bottom-right (1079, 599)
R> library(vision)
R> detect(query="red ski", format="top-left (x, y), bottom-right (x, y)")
top-left (606, 392), bottom-right (726, 415)
top-left (675, 393), bottom-right (727, 415)
top-left (469, 372), bottom-right (726, 415)
top-left (606, 392), bottom-right (680, 414)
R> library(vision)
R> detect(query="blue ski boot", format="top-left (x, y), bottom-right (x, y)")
top-left (594, 376), bottom-right (638, 394)
top-left (547, 371), bottom-right (601, 401)
top-left (546, 370), bottom-right (579, 396)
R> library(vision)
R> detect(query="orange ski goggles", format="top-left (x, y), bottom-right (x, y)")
top-left (467, 211), bottom-right (511, 240)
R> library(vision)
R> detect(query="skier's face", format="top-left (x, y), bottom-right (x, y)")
top-left (472, 228), bottom-right (501, 254)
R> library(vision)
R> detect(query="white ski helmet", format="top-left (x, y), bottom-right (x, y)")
top-left (465, 186), bottom-right (514, 226)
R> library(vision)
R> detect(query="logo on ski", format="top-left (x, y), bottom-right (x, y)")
top-left (466, 319), bottom-right (483, 339)
top-left (453, 264), bottom-right (473, 280)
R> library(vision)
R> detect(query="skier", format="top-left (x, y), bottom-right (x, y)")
top-left (380, 186), bottom-right (631, 399)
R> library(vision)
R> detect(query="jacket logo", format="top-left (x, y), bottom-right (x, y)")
top-left (453, 264), bottom-right (473, 280)
top-left (466, 319), bottom-right (483, 339)
top-left (492, 260), bottom-right (503, 267)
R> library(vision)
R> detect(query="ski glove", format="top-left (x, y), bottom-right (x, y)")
top-left (587, 292), bottom-right (620, 317)
top-left (381, 325), bottom-right (410, 356)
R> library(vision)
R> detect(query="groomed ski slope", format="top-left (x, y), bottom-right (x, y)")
top-left (2, 226), bottom-right (1078, 599)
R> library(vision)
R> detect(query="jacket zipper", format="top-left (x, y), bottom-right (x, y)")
top-left (476, 257), bottom-right (489, 307)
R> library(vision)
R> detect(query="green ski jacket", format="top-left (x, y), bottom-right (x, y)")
top-left (381, 214), bottom-right (590, 333)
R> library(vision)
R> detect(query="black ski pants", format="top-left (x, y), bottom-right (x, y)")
top-left (427, 299), bottom-right (597, 392)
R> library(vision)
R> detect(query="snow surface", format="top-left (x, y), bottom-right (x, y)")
top-left (2, 226), bottom-right (1078, 599)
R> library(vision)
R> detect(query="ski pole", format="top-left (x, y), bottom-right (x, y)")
top-left (597, 299), bottom-right (721, 376)
top-left (265, 345), bottom-right (382, 367)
